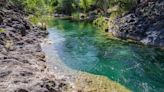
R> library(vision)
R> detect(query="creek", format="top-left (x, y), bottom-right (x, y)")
top-left (43, 19), bottom-right (164, 92)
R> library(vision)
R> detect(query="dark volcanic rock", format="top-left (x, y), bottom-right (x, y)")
top-left (109, 0), bottom-right (164, 47)
top-left (0, 15), bottom-right (3, 24)
top-left (16, 89), bottom-right (29, 92)
top-left (12, 24), bottom-right (27, 36)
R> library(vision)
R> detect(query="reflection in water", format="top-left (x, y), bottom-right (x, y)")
top-left (48, 19), bottom-right (164, 92)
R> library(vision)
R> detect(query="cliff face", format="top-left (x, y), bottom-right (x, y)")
top-left (109, 0), bottom-right (164, 47)
top-left (0, 1), bottom-right (72, 92)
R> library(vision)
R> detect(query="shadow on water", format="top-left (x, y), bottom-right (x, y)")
top-left (48, 19), bottom-right (164, 92)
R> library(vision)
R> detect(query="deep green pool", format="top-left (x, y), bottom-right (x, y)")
top-left (48, 19), bottom-right (164, 92)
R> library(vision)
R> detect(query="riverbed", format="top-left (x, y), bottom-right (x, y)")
top-left (42, 19), bottom-right (164, 92)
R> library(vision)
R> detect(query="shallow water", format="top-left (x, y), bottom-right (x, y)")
top-left (47, 19), bottom-right (164, 92)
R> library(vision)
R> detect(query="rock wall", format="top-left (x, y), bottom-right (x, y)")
top-left (109, 0), bottom-right (164, 47)
top-left (0, 2), bottom-right (72, 92)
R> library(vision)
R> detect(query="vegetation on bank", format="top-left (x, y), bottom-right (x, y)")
top-left (53, 0), bottom-right (137, 31)
top-left (54, 0), bottom-right (137, 16)
top-left (6, 0), bottom-right (138, 31)
top-left (7, 0), bottom-right (55, 28)
top-left (0, 28), bottom-right (5, 33)
top-left (9, 0), bottom-right (55, 15)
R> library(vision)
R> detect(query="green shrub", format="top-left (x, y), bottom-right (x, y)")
top-left (9, 0), bottom-right (55, 16)
top-left (109, 0), bottom-right (137, 18)
top-left (28, 15), bottom-right (52, 26)
top-left (72, 12), bottom-right (80, 20)
top-left (93, 16), bottom-right (108, 31)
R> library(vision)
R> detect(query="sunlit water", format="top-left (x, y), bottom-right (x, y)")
top-left (46, 19), bottom-right (164, 92)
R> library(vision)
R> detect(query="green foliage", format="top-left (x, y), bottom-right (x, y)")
top-left (28, 15), bottom-right (39, 25)
top-left (108, 0), bottom-right (137, 18)
top-left (72, 12), bottom-right (80, 20)
top-left (94, 0), bottom-right (137, 17)
top-left (10, 0), bottom-right (55, 16)
top-left (109, 0), bottom-right (137, 11)
top-left (53, 0), bottom-right (137, 18)
top-left (24, 0), bottom-right (55, 15)
top-left (0, 28), bottom-right (5, 33)
top-left (79, 0), bottom-right (95, 12)
top-left (54, 0), bottom-right (74, 15)
top-left (93, 16), bottom-right (108, 31)
top-left (10, 0), bottom-right (137, 18)
top-left (54, 0), bottom-right (95, 15)
top-left (28, 15), bottom-right (52, 25)
top-left (95, 0), bottom-right (110, 15)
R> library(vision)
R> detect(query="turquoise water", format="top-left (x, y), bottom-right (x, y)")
top-left (48, 19), bottom-right (164, 92)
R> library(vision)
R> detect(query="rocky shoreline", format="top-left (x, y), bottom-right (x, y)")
top-left (0, 6), bottom-right (131, 92)
top-left (109, 0), bottom-right (164, 48)
top-left (2, 0), bottom-right (163, 91)
top-left (0, 2), bottom-right (74, 92)
top-left (0, 1), bottom-right (133, 92)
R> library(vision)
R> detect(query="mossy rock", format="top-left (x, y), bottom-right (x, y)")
top-left (0, 28), bottom-right (5, 33)
top-left (80, 13), bottom-right (87, 20)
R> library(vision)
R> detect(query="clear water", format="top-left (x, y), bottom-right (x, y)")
top-left (48, 19), bottom-right (164, 92)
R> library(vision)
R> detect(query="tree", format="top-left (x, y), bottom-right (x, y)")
top-left (54, 0), bottom-right (74, 15)
top-left (79, 0), bottom-right (94, 13)
top-left (95, 0), bottom-right (110, 16)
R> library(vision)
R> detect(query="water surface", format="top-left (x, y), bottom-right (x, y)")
top-left (47, 19), bottom-right (164, 92)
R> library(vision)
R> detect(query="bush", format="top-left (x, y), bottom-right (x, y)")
top-left (8, 0), bottom-right (54, 15)
top-left (109, 0), bottom-right (137, 18)
top-left (28, 15), bottom-right (52, 25)
top-left (93, 16), bottom-right (109, 31)
top-left (72, 12), bottom-right (80, 19)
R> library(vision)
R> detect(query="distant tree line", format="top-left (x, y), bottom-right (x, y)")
top-left (54, 0), bottom-right (137, 17)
